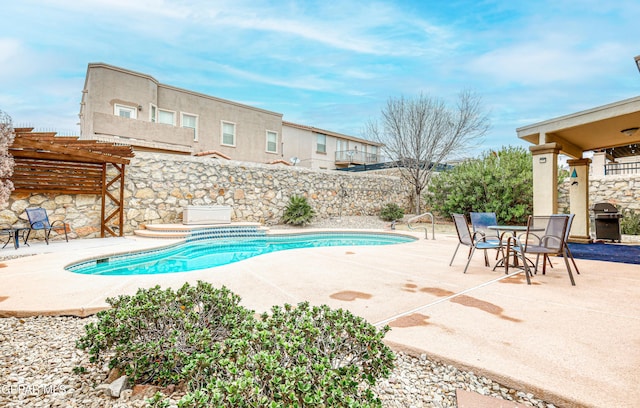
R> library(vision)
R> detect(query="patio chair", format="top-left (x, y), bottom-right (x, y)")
top-left (470, 212), bottom-right (502, 258)
top-left (24, 207), bottom-right (69, 245)
top-left (511, 215), bottom-right (575, 286)
top-left (541, 214), bottom-right (580, 276)
top-left (450, 213), bottom-right (504, 274)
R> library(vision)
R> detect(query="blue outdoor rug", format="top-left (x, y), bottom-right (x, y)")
top-left (567, 242), bottom-right (640, 265)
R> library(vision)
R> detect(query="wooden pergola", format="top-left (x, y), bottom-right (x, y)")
top-left (9, 128), bottom-right (134, 238)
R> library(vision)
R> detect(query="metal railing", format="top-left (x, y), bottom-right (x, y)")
top-left (605, 161), bottom-right (640, 175)
top-left (407, 212), bottom-right (435, 239)
top-left (334, 150), bottom-right (380, 164)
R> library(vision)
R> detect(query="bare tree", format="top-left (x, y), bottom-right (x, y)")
top-left (365, 90), bottom-right (490, 214)
top-left (0, 110), bottom-right (15, 208)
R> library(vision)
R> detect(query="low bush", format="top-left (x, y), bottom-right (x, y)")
top-left (425, 146), bottom-right (533, 224)
top-left (182, 302), bottom-right (395, 407)
top-left (621, 209), bottom-right (640, 235)
top-left (281, 195), bottom-right (316, 226)
top-left (379, 203), bottom-right (405, 221)
top-left (76, 282), bottom-right (252, 385)
top-left (76, 282), bottom-right (394, 407)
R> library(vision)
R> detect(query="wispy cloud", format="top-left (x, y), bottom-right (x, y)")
top-left (2, 0), bottom-right (639, 153)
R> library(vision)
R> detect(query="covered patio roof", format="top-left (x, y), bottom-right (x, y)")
top-left (516, 95), bottom-right (640, 159)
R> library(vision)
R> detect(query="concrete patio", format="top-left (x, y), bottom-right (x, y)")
top-left (0, 228), bottom-right (638, 408)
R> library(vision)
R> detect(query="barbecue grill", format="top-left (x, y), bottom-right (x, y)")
top-left (591, 203), bottom-right (623, 242)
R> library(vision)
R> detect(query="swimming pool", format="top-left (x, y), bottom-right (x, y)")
top-left (66, 232), bottom-right (416, 276)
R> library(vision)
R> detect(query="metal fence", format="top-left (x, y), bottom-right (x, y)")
top-left (605, 161), bottom-right (640, 175)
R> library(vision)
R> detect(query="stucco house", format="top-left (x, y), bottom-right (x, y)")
top-left (79, 63), bottom-right (382, 170)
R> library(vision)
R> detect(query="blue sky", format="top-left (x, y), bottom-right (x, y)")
top-left (1, 0), bottom-right (639, 157)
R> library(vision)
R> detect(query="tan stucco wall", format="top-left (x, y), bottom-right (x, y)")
top-left (530, 143), bottom-right (561, 215)
top-left (281, 125), bottom-right (314, 168)
top-left (81, 63), bottom-right (284, 163)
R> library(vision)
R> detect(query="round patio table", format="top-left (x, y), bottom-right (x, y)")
top-left (488, 225), bottom-right (540, 271)
top-left (0, 226), bottom-right (31, 250)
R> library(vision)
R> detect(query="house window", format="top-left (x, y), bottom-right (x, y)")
top-left (370, 145), bottom-right (378, 161)
top-left (222, 121), bottom-right (236, 146)
top-left (150, 104), bottom-right (157, 122)
top-left (181, 113), bottom-right (198, 141)
top-left (266, 131), bottom-right (278, 153)
top-left (316, 134), bottom-right (326, 153)
top-left (158, 109), bottom-right (175, 125)
top-left (114, 104), bottom-right (137, 119)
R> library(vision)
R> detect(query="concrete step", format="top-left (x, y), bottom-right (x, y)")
top-left (134, 223), bottom-right (267, 239)
top-left (133, 229), bottom-right (189, 239)
top-left (455, 389), bottom-right (529, 408)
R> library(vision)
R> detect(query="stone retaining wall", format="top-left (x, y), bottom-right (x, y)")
top-left (1, 152), bottom-right (411, 239)
top-left (558, 173), bottom-right (639, 214)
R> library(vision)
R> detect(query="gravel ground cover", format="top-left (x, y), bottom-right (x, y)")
top-left (0, 316), bottom-right (554, 408)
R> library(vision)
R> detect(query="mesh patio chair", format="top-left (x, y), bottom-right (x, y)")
top-left (511, 215), bottom-right (576, 286)
top-left (470, 212), bottom-right (502, 259)
top-left (24, 207), bottom-right (69, 245)
top-left (450, 213), bottom-right (504, 274)
top-left (540, 214), bottom-right (580, 275)
top-left (470, 212), bottom-right (501, 242)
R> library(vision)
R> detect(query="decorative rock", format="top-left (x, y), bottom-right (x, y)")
top-left (106, 375), bottom-right (128, 398)
top-left (105, 368), bottom-right (122, 384)
top-left (131, 384), bottom-right (161, 399)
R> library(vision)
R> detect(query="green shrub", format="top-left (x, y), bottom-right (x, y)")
top-left (181, 302), bottom-right (395, 407)
top-left (76, 282), bottom-right (252, 385)
top-left (425, 146), bottom-right (533, 224)
top-left (380, 203), bottom-right (405, 221)
top-left (621, 209), bottom-right (640, 235)
top-left (76, 283), bottom-right (394, 407)
top-left (281, 195), bottom-right (316, 226)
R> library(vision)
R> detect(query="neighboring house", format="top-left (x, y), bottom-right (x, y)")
top-left (282, 121), bottom-right (383, 170)
top-left (79, 63), bottom-right (382, 170)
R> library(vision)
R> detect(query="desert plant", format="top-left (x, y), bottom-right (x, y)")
top-left (281, 195), bottom-right (316, 226)
top-left (180, 302), bottom-right (395, 407)
top-left (76, 283), bottom-right (394, 407)
top-left (380, 203), bottom-right (405, 221)
top-left (621, 209), bottom-right (640, 235)
top-left (76, 282), bottom-right (253, 385)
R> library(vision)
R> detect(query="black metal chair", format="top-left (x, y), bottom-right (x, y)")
top-left (450, 213), bottom-right (504, 274)
top-left (24, 207), bottom-right (69, 245)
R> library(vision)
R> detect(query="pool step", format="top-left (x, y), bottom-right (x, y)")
top-left (134, 223), bottom-right (266, 239)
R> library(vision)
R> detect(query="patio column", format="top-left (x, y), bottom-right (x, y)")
top-left (567, 158), bottom-right (592, 243)
top-left (591, 151), bottom-right (606, 177)
top-left (529, 143), bottom-right (561, 216)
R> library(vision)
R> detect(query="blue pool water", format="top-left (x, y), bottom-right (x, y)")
top-left (67, 232), bottom-right (416, 276)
